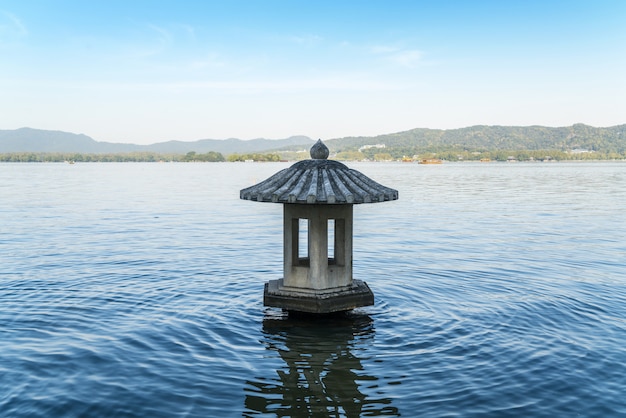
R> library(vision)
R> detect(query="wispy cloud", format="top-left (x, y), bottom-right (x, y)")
top-left (115, 19), bottom-right (177, 58)
top-left (370, 44), bottom-right (423, 68)
top-left (189, 53), bottom-right (227, 70)
top-left (14, 74), bottom-right (412, 94)
top-left (146, 24), bottom-right (172, 50)
top-left (0, 10), bottom-right (28, 46)
top-left (370, 45), bottom-right (399, 54)
top-left (388, 49), bottom-right (422, 68)
top-left (178, 24), bottom-right (196, 41)
top-left (288, 34), bottom-right (323, 46)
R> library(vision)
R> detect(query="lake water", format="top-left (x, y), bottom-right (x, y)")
top-left (1, 161), bottom-right (625, 417)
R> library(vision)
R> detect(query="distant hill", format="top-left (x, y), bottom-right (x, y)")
top-left (144, 136), bottom-right (314, 154)
top-left (325, 124), bottom-right (626, 155)
top-left (2, 124), bottom-right (625, 158)
top-left (0, 128), bottom-right (108, 153)
top-left (0, 128), bottom-right (314, 155)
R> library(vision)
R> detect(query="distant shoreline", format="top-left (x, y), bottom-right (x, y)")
top-left (1, 155), bottom-right (624, 164)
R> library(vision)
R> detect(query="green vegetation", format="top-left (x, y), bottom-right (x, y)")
top-left (0, 151), bottom-right (224, 163)
top-left (405, 149), bottom-right (623, 162)
top-left (322, 123), bottom-right (626, 161)
top-left (182, 151), bottom-right (225, 162)
top-left (0, 151), bottom-right (280, 163)
top-left (2, 124), bottom-right (625, 162)
top-left (1, 148), bottom-right (623, 163)
top-left (227, 153), bottom-right (281, 162)
top-left (335, 150), bottom-right (366, 161)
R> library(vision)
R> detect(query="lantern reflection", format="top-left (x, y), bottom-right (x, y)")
top-left (244, 312), bottom-right (400, 417)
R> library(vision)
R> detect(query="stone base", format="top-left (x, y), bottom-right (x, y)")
top-left (264, 279), bottom-right (374, 313)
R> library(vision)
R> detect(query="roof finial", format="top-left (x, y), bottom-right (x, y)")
top-left (310, 139), bottom-right (329, 160)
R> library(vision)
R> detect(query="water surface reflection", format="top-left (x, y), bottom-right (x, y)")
top-left (244, 311), bottom-right (400, 417)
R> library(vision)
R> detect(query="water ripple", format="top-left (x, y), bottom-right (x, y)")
top-left (2, 162), bottom-right (626, 417)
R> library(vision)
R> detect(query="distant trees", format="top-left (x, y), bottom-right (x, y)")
top-left (325, 124), bottom-right (626, 160)
top-left (2, 148), bottom-right (624, 163)
top-left (414, 149), bottom-right (625, 162)
top-left (335, 150), bottom-right (366, 161)
top-left (227, 153), bottom-right (281, 162)
top-left (183, 151), bottom-right (225, 162)
top-left (0, 151), bottom-right (225, 163)
top-left (373, 153), bottom-right (394, 161)
top-left (0, 151), bottom-right (281, 163)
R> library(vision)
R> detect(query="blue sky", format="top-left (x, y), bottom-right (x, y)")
top-left (1, 1), bottom-right (625, 144)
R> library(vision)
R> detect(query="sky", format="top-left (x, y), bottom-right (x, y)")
top-left (1, 0), bottom-right (625, 144)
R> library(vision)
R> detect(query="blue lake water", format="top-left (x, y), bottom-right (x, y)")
top-left (1, 161), bottom-right (625, 417)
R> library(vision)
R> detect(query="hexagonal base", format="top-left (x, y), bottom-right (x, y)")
top-left (264, 279), bottom-right (374, 313)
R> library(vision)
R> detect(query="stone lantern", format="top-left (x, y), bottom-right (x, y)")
top-left (240, 139), bottom-right (398, 313)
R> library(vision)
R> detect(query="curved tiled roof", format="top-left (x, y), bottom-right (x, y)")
top-left (240, 140), bottom-right (398, 204)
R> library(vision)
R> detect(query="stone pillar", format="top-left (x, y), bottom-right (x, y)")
top-left (283, 204), bottom-right (353, 292)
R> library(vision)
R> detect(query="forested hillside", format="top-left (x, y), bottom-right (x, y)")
top-left (323, 124), bottom-right (626, 157)
top-left (2, 124), bottom-right (625, 162)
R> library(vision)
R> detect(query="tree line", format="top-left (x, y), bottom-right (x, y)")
top-left (0, 151), bottom-right (283, 163)
top-left (354, 148), bottom-right (626, 162)
top-left (327, 124), bottom-right (626, 156)
top-left (227, 153), bottom-right (281, 162)
top-left (1, 145), bottom-right (624, 164)
top-left (0, 152), bottom-right (167, 162)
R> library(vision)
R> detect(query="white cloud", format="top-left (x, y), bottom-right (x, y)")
top-left (3, 72), bottom-right (412, 94)
top-left (370, 44), bottom-right (423, 68)
top-left (288, 34), bottom-right (323, 46)
top-left (146, 24), bottom-right (172, 49)
top-left (387, 49), bottom-right (422, 68)
top-left (370, 44), bottom-right (399, 54)
top-left (178, 24), bottom-right (196, 40)
top-left (189, 53), bottom-right (226, 70)
top-left (0, 10), bottom-right (28, 46)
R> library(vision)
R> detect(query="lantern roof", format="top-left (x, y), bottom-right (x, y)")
top-left (240, 139), bottom-right (399, 204)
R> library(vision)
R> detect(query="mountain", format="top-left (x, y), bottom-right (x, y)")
top-left (0, 128), bottom-right (105, 153)
top-left (2, 124), bottom-right (625, 157)
top-left (144, 136), bottom-right (313, 154)
top-left (0, 128), bottom-right (314, 155)
top-left (325, 124), bottom-right (626, 154)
